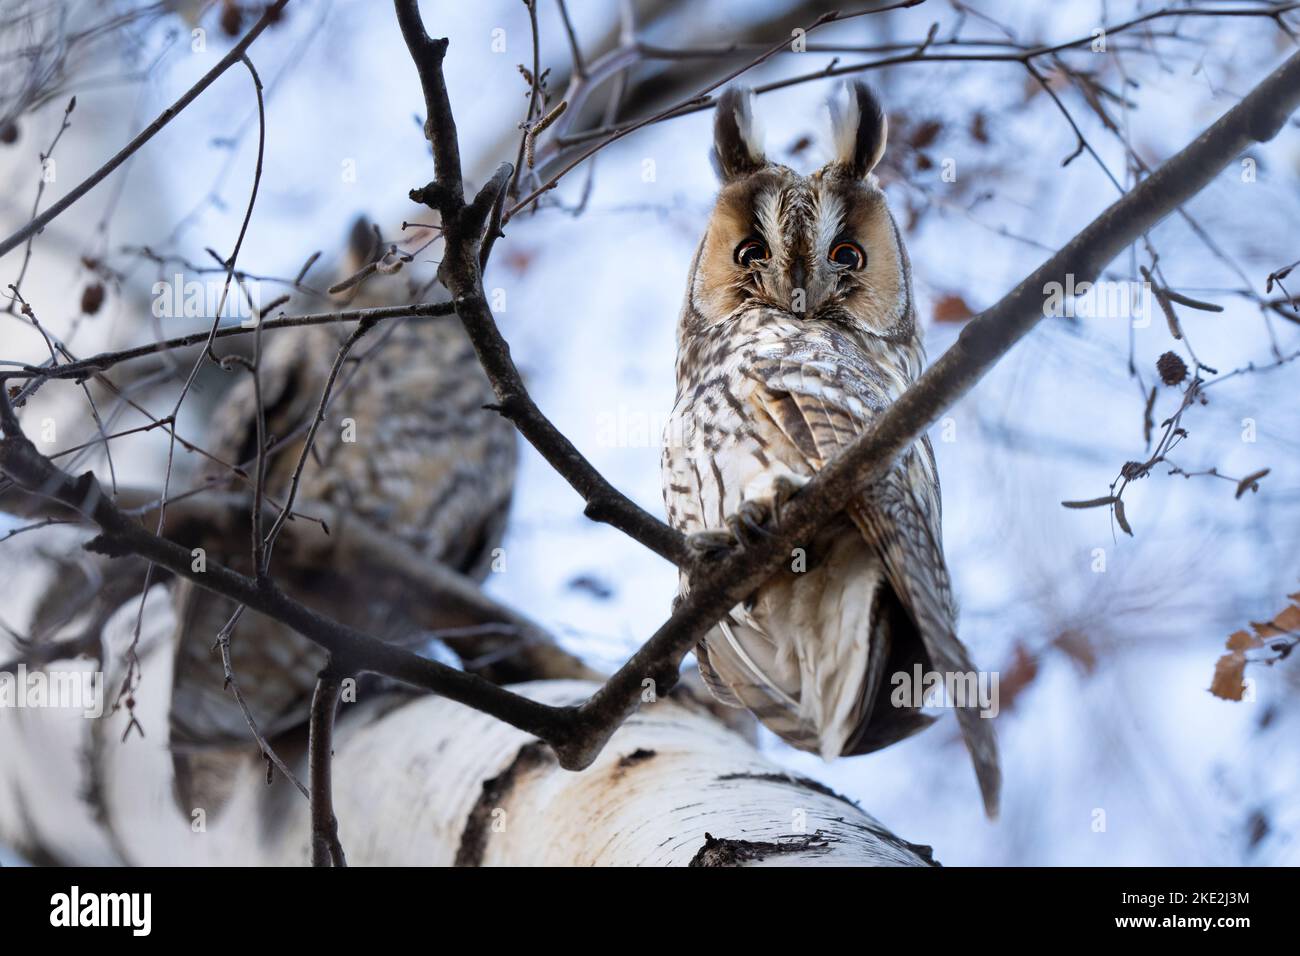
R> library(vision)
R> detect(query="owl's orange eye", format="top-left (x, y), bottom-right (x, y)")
top-left (829, 241), bottom-right (866, 270)
top-left (734, 238), bottom-right (769, 267)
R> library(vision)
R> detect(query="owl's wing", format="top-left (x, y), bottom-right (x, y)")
top-left (849, 462), bottom-right (1001, 818)
top-left (745, 345), bottom-right (1000, 817)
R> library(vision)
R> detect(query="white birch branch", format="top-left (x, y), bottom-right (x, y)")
top-left (0, 580), bottom-right (933, 867)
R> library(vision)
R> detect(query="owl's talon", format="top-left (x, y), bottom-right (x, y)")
top-left (768, 474), bottom-right (803, 527)
top-left (688, 529), bottom-right (737, 557)
top-left (723, 514), bottom-right (749, 549)
top-left (739, 500), bottom-right (775, 538)
top-left (686, 477), bottom-right (804, 558)
top-left (724, 501), bottom-right (774, 549)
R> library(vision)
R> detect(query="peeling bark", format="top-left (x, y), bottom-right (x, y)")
top-left (691, 832), bottom-right (838, 867)
top-left (454, 742), bottom-right (552, 867)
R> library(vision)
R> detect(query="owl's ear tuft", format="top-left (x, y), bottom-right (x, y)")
top-left (828, 81), bottom-right (888, 178)
top-left (711, 87), bottom-right (766, 182)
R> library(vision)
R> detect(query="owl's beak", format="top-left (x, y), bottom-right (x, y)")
top-left (789, 259), bottom-right (807, 313)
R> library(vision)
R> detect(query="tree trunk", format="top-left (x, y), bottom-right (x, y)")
top-left (0, 586), bottom-right (933, 867)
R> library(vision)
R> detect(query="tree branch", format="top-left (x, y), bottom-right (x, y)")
top-left (0, 403), bottom-right (577, 745)
top-left (0, 483), bottom-right (597, 684)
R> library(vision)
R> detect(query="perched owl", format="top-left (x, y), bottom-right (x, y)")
top-left (661, 85), bottom-right (999, 815)
top-left (169, 218), bottom-right (516, 812)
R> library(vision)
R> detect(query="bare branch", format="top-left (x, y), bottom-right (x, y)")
top-left (215, 609), bottom-right (309, 800)
top-left (1, 484), bottom-right (597, 684)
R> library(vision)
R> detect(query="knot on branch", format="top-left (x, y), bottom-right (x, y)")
top-left (84, 533), bottom-right (130, 558)
top-left (646, 661), bottom-right (682, 697)
top-left (69, 470), bottom-right (104, 515)
top-left (409, 181), bottom-right (456, 213)
top-left (486, 393), bottom-right (527, 423)
top-left (582, 497), bottom-right (612, 523)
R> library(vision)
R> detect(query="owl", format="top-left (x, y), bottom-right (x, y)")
top-left (168, 217), bottom-right (517, 812)
top-left (661, 84), bottom-right (999, 816)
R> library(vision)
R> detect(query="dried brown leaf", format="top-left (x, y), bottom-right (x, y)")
top-left (1253, 604), bottom-right (1300, 639)
top-left (1210, 652), bottom-right (1247, 701)
top-left (1273, 604), bottom-right (1300, 633)
top-left (79, 282), bottom-right (104, 315)
top-left (1226, 629), bottom-right (1263, 653)
top-left (932, 293), bottom-right (974, 323)
top-left (1055, 630), bottom-right (1097, 675)
top-left (909, 119), bottom-right (942, 150)
top-left (997, 643), bottom-right (1039, 712)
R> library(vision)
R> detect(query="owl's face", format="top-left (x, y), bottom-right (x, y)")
top-left (687, 84), bottom-right (914, 342)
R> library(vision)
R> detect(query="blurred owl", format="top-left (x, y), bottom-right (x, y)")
top-left (661, 84), bottom-right (999, 815)
top-left (169, 217), bottom-right (516, 812)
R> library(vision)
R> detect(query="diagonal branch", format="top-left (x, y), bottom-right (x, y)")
top-left (0, 405), bottom-right (578, 744)
top-left (0, 483), bottom-right (597, 684)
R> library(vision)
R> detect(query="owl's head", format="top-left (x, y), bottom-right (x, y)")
top-left (687, 82), bottom-right (913, 341)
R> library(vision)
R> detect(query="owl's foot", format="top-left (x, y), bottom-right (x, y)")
top-left (684, 504), bottom-right (770, 558)
top-left (687, 528), bottom-right (738, 558)
top-left (686, 474), bottom-right (806, 556)
top-left (758, 473), bottom-right (806, 528)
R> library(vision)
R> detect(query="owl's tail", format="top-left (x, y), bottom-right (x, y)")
top-left (694, 621), bottom-right (826, 755)
top-left (693, 525), bottom-right (999, 817)
top-left (695, 536), bottom-right (936, 763)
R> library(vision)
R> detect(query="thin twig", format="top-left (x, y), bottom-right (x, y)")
top-left (215, 608), bottom-right (309, 799)
top-left (5, 301), bottom-right (455, 385)
top-left (309, 665), bottom-right (347, 867)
